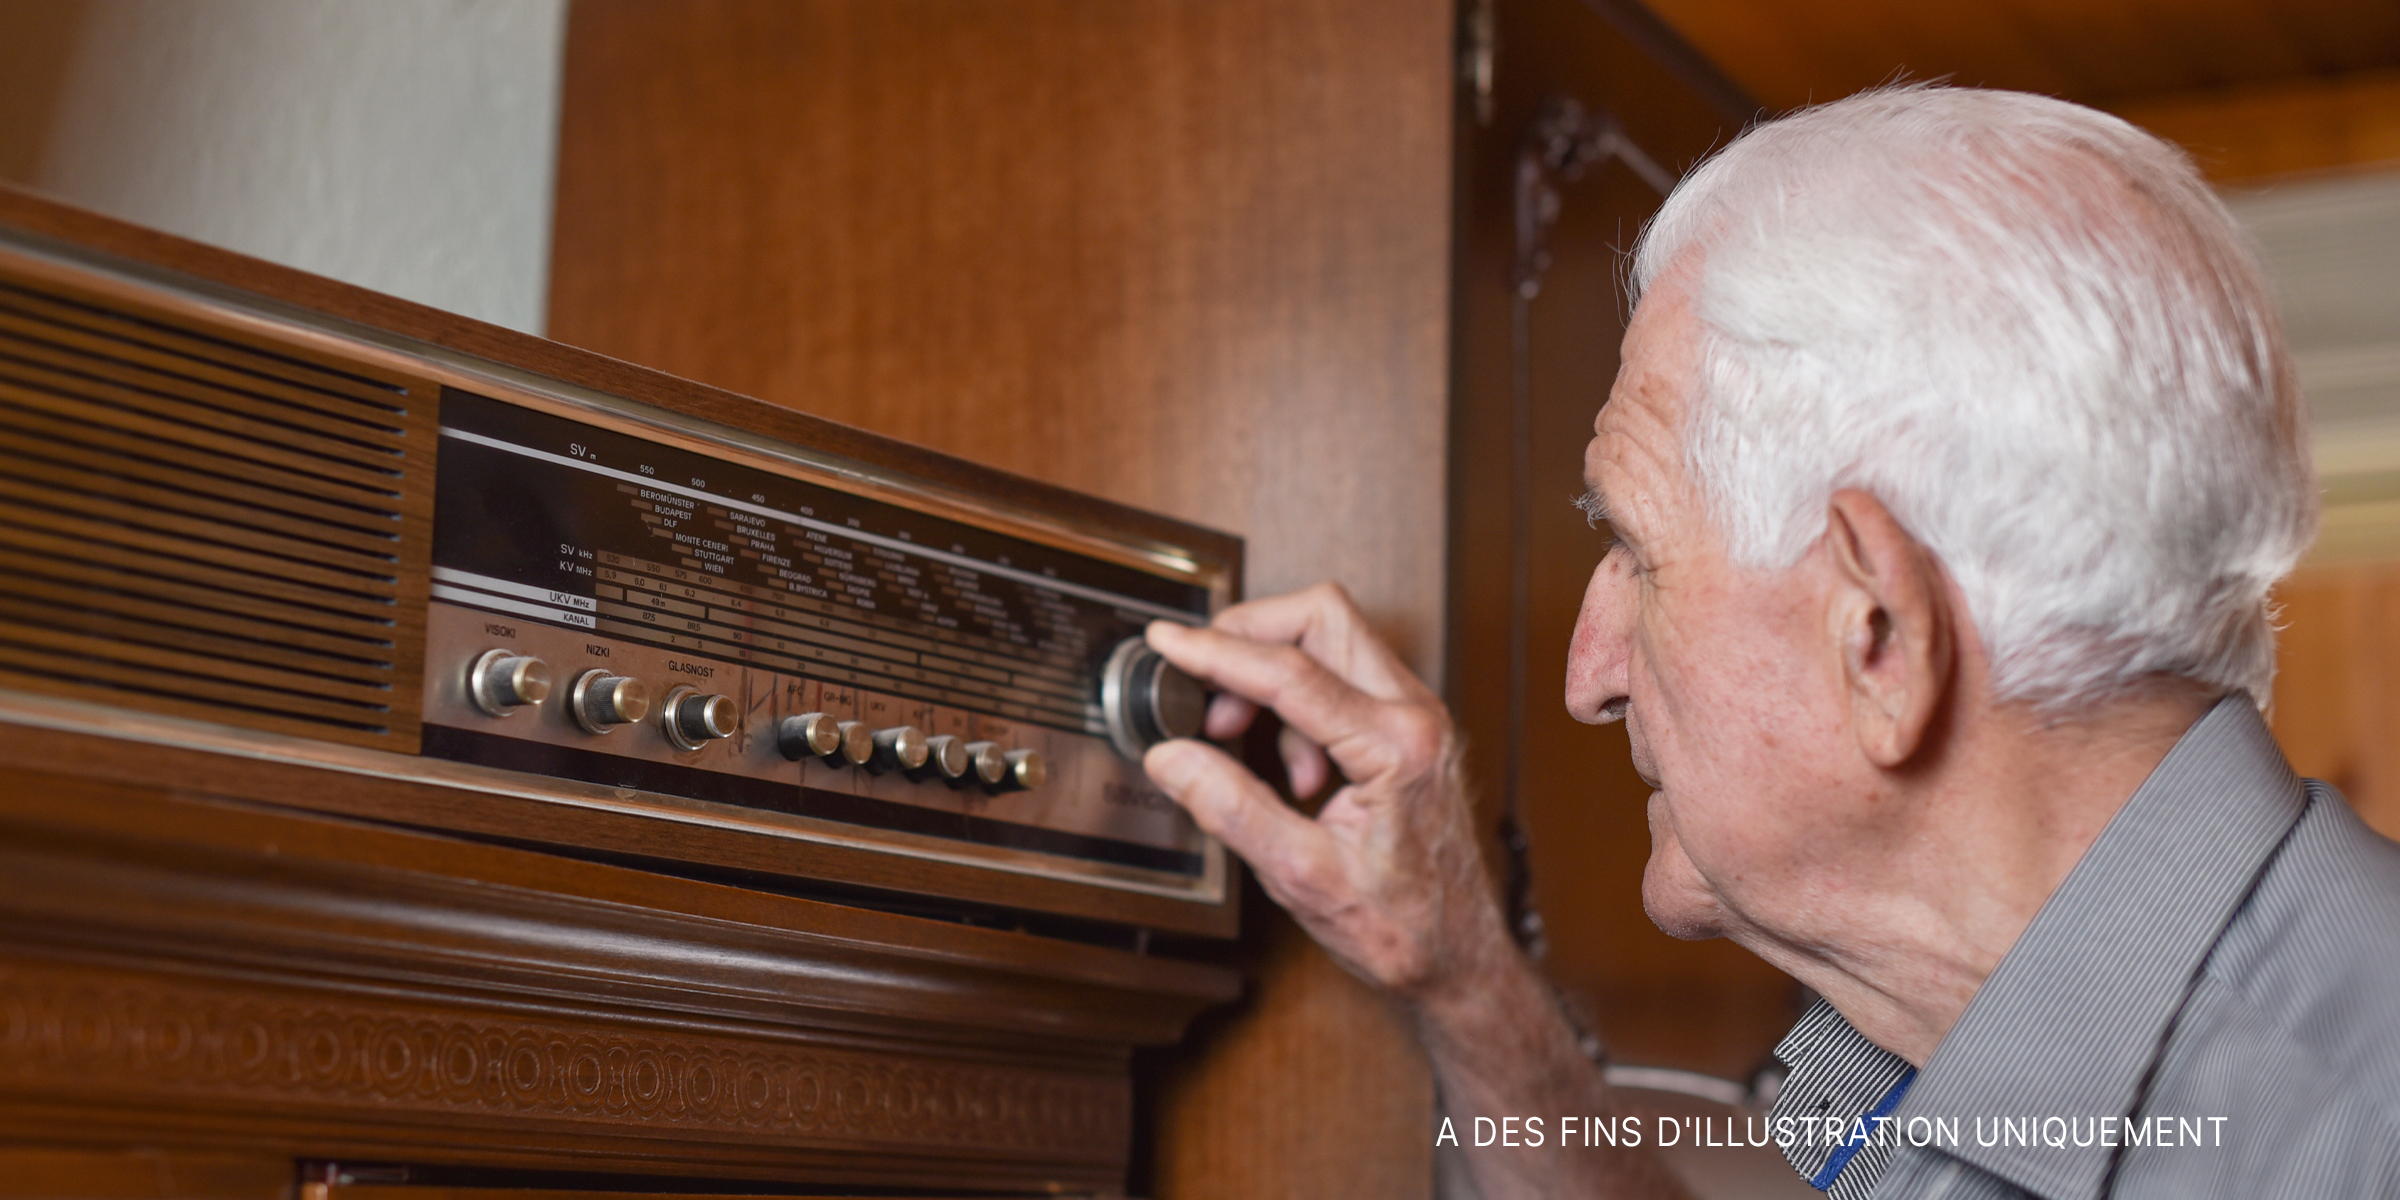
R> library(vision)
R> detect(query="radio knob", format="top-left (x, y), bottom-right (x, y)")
top-left (868, 725), bottom-right (929, 775)
top-left (998, 748), bottom-right (1046, 793)
top-left (467, 649), bottom-right (551, 717)
top-left (778, 712), bottom-right (873, 767)
top-left (833, 720), bottom-right (874, 766)
top-left (569, 670), bottom-right (650, 734)
top-left (959, 740), bottom-right (1010, 791)
top-left (914, 733), bottom-right (971, 783)
top-left (661, 686), bottom-right (738, 751)
top-left (778, 711), bottom-right (840, 760)
top-left (1099, 635), bottom-right (1209, 761)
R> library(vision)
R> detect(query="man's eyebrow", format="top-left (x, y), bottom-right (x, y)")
top-left (1573, 487), bottom-right (1611, 529)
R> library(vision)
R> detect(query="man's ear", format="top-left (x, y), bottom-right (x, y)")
top-left (1824, 489), bottom-right (1954, 768)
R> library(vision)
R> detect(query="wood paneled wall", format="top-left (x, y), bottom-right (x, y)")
top-left (547, 3), bottom-right (1456, 1195)
top-left (0, 0), bottom-right (83, 186)
top-left (2111, 69), bottom-right (2400, 182)
top-left (2273, 565), bottom-right (2400, 837)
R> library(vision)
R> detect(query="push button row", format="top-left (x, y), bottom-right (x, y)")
top-left (775, 713), bottom-right (1039, 793)
top-left (466, 648), bottom-right (1040, 791)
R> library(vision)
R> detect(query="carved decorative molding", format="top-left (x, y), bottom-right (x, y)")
top-left (0, 748), bottom-right (1233, 1184)
top-left (0, 957), bottom-right (1125, 1164)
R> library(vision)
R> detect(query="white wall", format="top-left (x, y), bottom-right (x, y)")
top-left (30, 0), bottom-right (565, 334)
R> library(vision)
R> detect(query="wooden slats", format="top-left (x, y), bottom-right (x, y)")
top-left (0, 496), bottom-right (398, 595)
top-left (0, 258), bottom-right (436, 751)
top-left (0, 474), bottom-right (394, 579)
top-left (0, 643), bottom-right (391, 734)
top-left (0, 368), bottom-right (404, 497)
top-left (0, 280), bottom-right (408, 417)
top-left (0, 443), bottom-right (401, 559)
top-left (2, 417), bottom-right (409, 536)
top-left (0, 621), bottom-right (393, 730)
top-left (0, 544), bottom-right (393, 654)
top-left (0, 510), bottom-right (399, 617)
top-left (0, 298), bottom-right (410, 441)
top-left (0, 570), bottom-right (391, 666)
top-left (0, 319), bottom-right (407, 467)
top-left (0, 603), bottom-right (395, 696)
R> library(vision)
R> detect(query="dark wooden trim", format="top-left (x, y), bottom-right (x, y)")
top-left (0, 740), bottom-right (1239, 1044)
top-left (0, 1147), bottom-right (290, 1200)
top-left (0, 758), bottom-right (1236, 1188)
top-left (0, 715), bottom-right (1234, 938)
top-left (1570, 0), bottom-right (1762, 124)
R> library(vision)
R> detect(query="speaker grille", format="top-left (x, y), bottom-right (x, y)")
top-left (0, 260), bottom-right (435, 750)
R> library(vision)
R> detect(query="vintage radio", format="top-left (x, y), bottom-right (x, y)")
top-left (0, 202), bottom-right (1239, 938)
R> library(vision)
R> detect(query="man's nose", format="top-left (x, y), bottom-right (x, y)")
top-left (1564, 554), bottom-right (1633, 725)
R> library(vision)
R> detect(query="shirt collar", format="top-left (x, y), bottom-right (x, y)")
top-left (1891, 694), bottom-right (2307, 1198)
top-left (1770, 998), bottom-right (1916, 1197)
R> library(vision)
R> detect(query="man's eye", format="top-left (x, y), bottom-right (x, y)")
top-left (1600, 537), bottom-right (1651, 580)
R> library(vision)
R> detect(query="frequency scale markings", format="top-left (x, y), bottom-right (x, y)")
top-left (429, 423), bottom-right (1206, 736)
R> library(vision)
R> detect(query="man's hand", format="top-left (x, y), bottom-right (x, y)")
top-left (1140, 582), bottom-right (1510, 1005)
top-left (1142, 583), bottom-right (1690, 1200)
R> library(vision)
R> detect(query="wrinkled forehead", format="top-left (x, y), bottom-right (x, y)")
top-left (1597, 274), bottom-right (1699, 444)
top-left (1588, 277), bottom-right (1703, 523)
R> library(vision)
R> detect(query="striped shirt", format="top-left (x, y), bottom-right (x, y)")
top-left (1766, 696), bottom-right (2400, 1198)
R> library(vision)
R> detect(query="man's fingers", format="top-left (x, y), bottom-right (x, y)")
top-left (1149, 621), bottom-right (1392, 766)
top-left (1204, 692), bottom-right (1260, 740)
top-left (1280, 724), bottom-right (1331, 799)
top-left (1145, 739), bottom-right (1335, 887)
top-left (1206, 583), bottom-right (1430, 703)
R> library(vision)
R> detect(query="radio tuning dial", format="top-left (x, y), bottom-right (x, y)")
top-left (569, 670), bottom-right (650, 734)
top-left (779, 712), bottom-right (873, 767)
top-left (467, 649), bottom-right (551, 717)
top-left (661, 686), bottom-right (738, 751)
top-left (1099, 635), bottom-right (1209, 761)
top-left (867, 725), bottom-right (929, 775)
top-left (915, 734), bottom-right (971, 783)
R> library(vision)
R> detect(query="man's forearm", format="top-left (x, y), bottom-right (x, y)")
top-left (1415, 942), bottom-right (1693, 1200)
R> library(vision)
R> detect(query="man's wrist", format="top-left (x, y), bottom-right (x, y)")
top-left (1408, 908), bottom-right (1545, 1043)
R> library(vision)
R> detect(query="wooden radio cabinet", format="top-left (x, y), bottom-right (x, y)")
top-left (0, 184), bottom-right (1242, 1198)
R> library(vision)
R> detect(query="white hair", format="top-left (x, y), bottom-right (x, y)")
top-left (1631, 85), bottom-right (2316, 709)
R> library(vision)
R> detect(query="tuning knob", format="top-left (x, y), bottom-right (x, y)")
top-left (867, 725), bottom-right (928, 775)
top-left (661, 686), bottom-right (738, 751)
top-left (914, 733), bottom-right (972, 783)
top-left (467, 649), bottom-right (551, 717)
top-left (1099, 635), bottom-right (1208, 760)
top-left (779, 712), bottom-right (873, 766)
top-left (569, 670), bottom-right (650, 734)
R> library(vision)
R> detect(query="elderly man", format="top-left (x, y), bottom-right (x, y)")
top-left (1139, 87), bottom-right (2400, 1199)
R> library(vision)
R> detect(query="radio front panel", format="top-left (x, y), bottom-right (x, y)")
top-left (423, 390), bottom-right (1210, 879)
top-left (0, 226), bottom-right (1237, 929)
